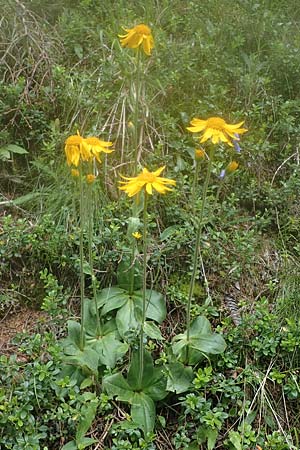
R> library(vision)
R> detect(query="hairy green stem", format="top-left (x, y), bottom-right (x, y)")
top-left (87, 182), bottom-right (101, 336)
top-left (79, 167), bottom-right (85, 350)
top-left (129, 241), bottom-right (136, 295)
top-left (138, 192), bottom-right (148, 387)
top-left (191, 160), bottom-right (200, 213)
top-left (186, 154), bottom-right (213, 361)
top-left (133, 48), bottom-right (141, 175)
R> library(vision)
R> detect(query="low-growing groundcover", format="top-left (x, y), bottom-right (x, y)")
top-left (1, 1), bottom-right (300, 449)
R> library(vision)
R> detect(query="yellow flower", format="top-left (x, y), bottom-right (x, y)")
top-left (85, 137), bottom-right (114, 163)
top-left (64, 132), bottom-right (91, 167)
top-left (71, 169), bottom-right (79, 177)
top-left (86, 174), bottom-right (96, 184)
top-left (119, 166), bottom-right (176, 197)
top-left (226, 161), bottom-right (239, 173)
top-left (132, 231), bottom-right (142, 239)
top-left (187, 117), bottom-right (248, 147)
top-left (194, 148), bottom-right (205, 160)
top-left (119, 24), bottom-right (154, 56)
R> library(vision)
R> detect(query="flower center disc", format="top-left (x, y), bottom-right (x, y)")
top-left (140, 173), bottom-right (156, 182)
top-left (206, 117), bottom-right (226, 130)
top-left (135, 24), bottom-right (151, 35)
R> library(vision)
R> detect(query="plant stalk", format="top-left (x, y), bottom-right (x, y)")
top-left (129, 241), bottom-right (136, 295)
top-left (133, 48), bottom-right (141, 175)
top-left (79, 167), bottom-right (85, 350)
top-left (191, 159), bottom-right (200, 213)
top-left (87, 181), bottom-right (101, 336)
top-left (186, 154), bottom-right (213, 360)
top-left (138, 192), bottom-right (148, 387)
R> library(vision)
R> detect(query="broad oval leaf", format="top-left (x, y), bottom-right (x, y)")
top-left (133, 289), bottom-right (166, 323)
top-left (97, 287), bottom-right (126, 308)
top-left (116, 297), bottom-right (140, 337)
top-left (144, 321), bottom-right (163, 340)
top-left (92, 334), bottom-right (128, 368)
top-left (128, 350), bottom-right (154, 390)
top-left (131, 392), bottom-right (155, 435)
top-left (165, 362), bottom-right (194, 394)
top-left (103, 372), bottom-right (134, 403)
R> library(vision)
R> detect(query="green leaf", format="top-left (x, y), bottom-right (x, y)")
top-left (2, 144), bottom-right (28, 155)
top-left (66, 320), bottom-right (81, 348)
top-left (66, 347), bottom-right (99, 375)
top-left (131, 392), bottom-right (155, 435)
top-left (10, 192), bottom-right (42, 206)
top-left (207, 428), bottom-right (218, 450)
top-left (133, 289), bottom-right (166, 323)
top-left (127, 216), bottom-right (141, 237)
top-left (128, 350), bottom-right (154, 390)
top-left (76, 399), bottom-right (98, 442)
top-left (74, 44), bottom-right (84, 59)
top-left (101, 292), bottom-right (129, 315)
top-left (77, 437), bottom-right (98, 449)
top-left (61, 441), bottom-right (77, 450)
top-left (80, 377), bottom-right (94, 390)
top-left (117, 259), bottom-right (142, 291)
top-left (144, 321), bottom-right (163, 340)
top-left (172, 316), bottom-right (226, 364)
top-left (165, 362), bottom-right (194, 394)
top-left (116, 297), bottom-right (140, 337)
top-left (160, 225), bottom-right (179, 241)
top-left (190, 316), bottom-right (212, 335)
top-left (103, 372), bottom-right (134, 402)
top-left (143, 367), bottom-right (168, 401)
top-left (0, 148), bottom-right (11, 160)
top-left (185, 443), bottom-right (199, 450)
top-left (228, 431), bottom-right (242, 450)
top-left (92, 334), bottom-right (128, 368)
top-left (97, 287), bottom-right (126, 308)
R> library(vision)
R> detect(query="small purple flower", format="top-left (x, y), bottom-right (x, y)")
top-left (233, 133), bottom-right (241, 153)
top-left (219, 169), bottom-right (226, 179)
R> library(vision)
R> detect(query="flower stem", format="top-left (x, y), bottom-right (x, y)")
top-left (129, 241), bottom-right (136, 295)
top-left (133, 48), bottom-right (141, 175)
top-left (186, 154), bottom-right (213, 361)
top-left (79, 167), bottom-right (85, 350)
top-left (191, 160), bottom-right (200, 213)
top-left (138, 192), bottom-right (148, 387)
top-left (87, 183), bottom-right (101, 336)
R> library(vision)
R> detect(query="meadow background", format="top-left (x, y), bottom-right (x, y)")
top-left (0, 0), bottom-right (300, 449)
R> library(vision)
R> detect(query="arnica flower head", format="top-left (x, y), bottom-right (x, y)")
top-left (187, 116), bottom-right (248, 147)
top-left (86, 174), bottom-right (96, 184)
top-left (85, 137), bottom-right (114, 163)
top-left (119, 24), bottom-right (154, 56)
top-left (119, 166), bottom-right (176, 197)
top-left (64, 132), bottom-right (92, 167)
top-left (226, 161), bottom-right (239, 173)
top-left (64, 133), bottom-right (114, 167)
top-left (132, 231), bottom-right (142, 239)
top-left (194, 148), bottom-right (205, 161)
top-left (71, 169), bottom-right (80, 177)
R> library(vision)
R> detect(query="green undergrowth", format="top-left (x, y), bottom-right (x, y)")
top-left (0, 297), bottom-right (299, 449)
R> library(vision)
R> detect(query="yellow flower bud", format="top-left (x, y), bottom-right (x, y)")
top-left (226, 161), bottom-right (239, 173)
top-left (132, 231), bottom-right (142, 239)
top-left (194, 148), bottom-right (205, 160)
top-left (71, 169), bottom-right (79, 177)
top-left (86, 174), bottom-right (96, 184)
